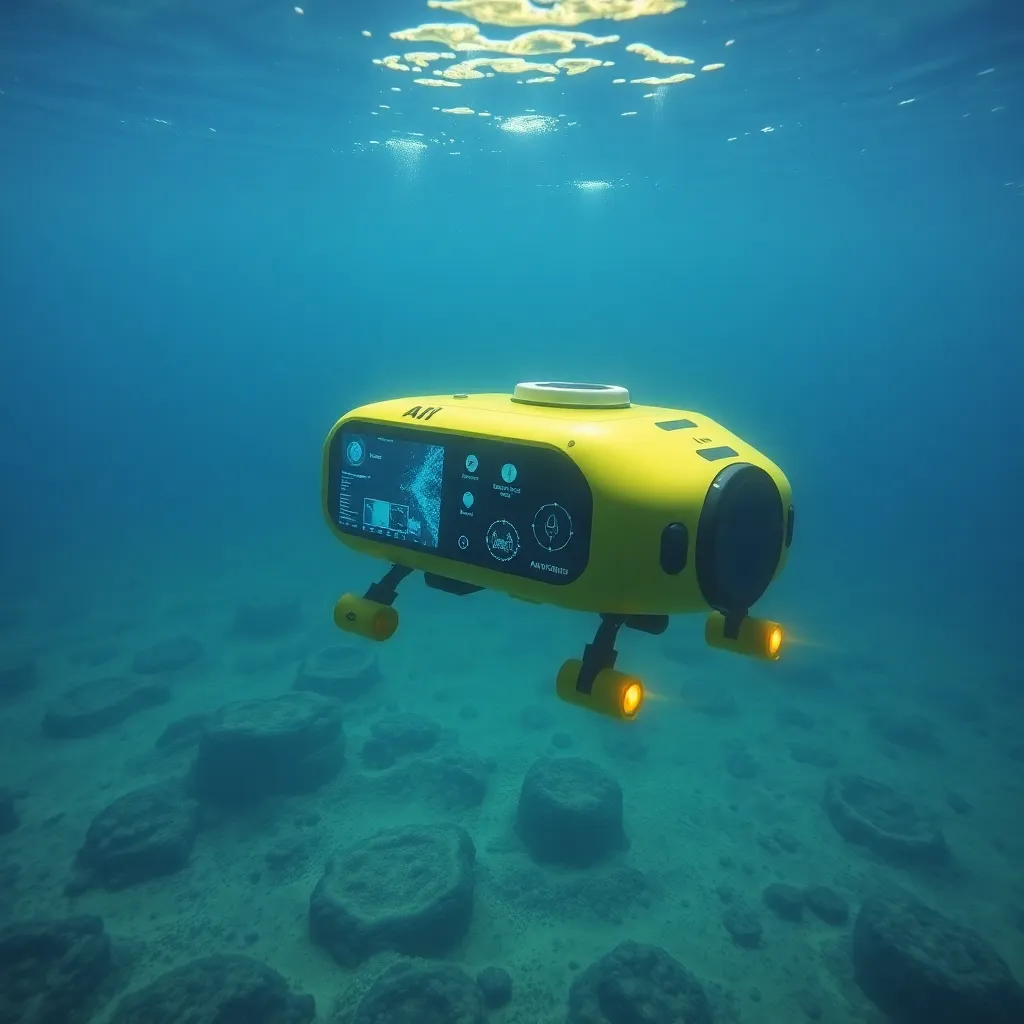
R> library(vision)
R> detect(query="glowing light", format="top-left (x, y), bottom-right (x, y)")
top-left (621, 681), bottom-right (643, 717)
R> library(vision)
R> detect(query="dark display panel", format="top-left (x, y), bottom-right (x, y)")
top-left (328, 420), bottom-right (593, 584)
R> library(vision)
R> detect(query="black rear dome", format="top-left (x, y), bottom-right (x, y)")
top-left (695, 463), bottom-right (784, 614)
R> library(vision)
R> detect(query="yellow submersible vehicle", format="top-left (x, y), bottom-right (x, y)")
top-left (322, 381), bottom-right (793, 721)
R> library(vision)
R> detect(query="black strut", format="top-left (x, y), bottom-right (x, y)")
top-left (576, 614), bottom-right (624, 694)
top-left (364, 564), bottom-right (413, 607)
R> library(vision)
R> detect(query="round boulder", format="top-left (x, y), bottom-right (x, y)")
top-left (822, 773), bottom-right (949, 865)
top-left (111, 954), bottom-right (314, 1024)
top-left (354, 961), bottom-right (485, 1024)
top-left (309, 823), bottom-right (475, 966)
top-left (476, 966), bottom-right (513, 1010)
top-left (191, 692), bottom-right (344, 805)
top-left (567, 941), bottom-right (713, 1024)
top-left (723, 904), bottom-right (763, 948)
top-left (516, 757), bottom-right (626, 867)
top-left (853, 892), bottom-right (1024, 1024)
top-left (763, 882), bottom-right (804, 921)
top-left (42, 676), bottom-right (170, 738)
top-left (0, 915), bottom-right (118, 1024)
top-left (293, 644), bottom-right (379, 700)
top-left (70, 781), bottom-right (200, 893)
top-left (131, 637), bottom-right (204, 675)
top-left (804, 885), bottom-right (849, 925)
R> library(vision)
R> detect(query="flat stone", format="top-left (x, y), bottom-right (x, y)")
top-left (822, 774), bottom-right (949, 866)
top-left (873, 713), bottom-right (944, 754)
top-left (294, 644), bottom-right (379, 700)
top-left (191, 691), bottom-right (344, 805)
top-left (42, 676), bottom-right (170, 738)
top-left (360, 712), bottom-right (439, 769)
top-left (131, 637), bottom-right (204, 674)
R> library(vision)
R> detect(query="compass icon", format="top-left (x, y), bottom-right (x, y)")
top-left (532, 503), bottom-right (572, 552)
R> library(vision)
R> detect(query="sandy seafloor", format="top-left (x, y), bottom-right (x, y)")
top-left (1, 551), bottom-right (1022, 1024)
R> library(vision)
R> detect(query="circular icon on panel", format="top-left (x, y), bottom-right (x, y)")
top-left (458, 535), bottom-right (469, 550)
top-left (345, 438), bottom-right (365, 466)
top-left (501, 463), bottom-right (518, 484)
top-left (485, 520), bottom-right (520, 562)
top-left (462, 492), bottom-right (474, 508)
top-left (465, 454), bottom-right (479, 472)
top-left (532, 503), bottom-right (573, 552)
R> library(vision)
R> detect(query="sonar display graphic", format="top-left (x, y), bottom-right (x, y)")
top-left (400, 442), bottom-right (444, 548)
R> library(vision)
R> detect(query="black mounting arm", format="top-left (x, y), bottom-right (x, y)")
top-left (364, 564), bottom-right (414, 606)
top-left (576, 613), bottom-right (669, 694)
